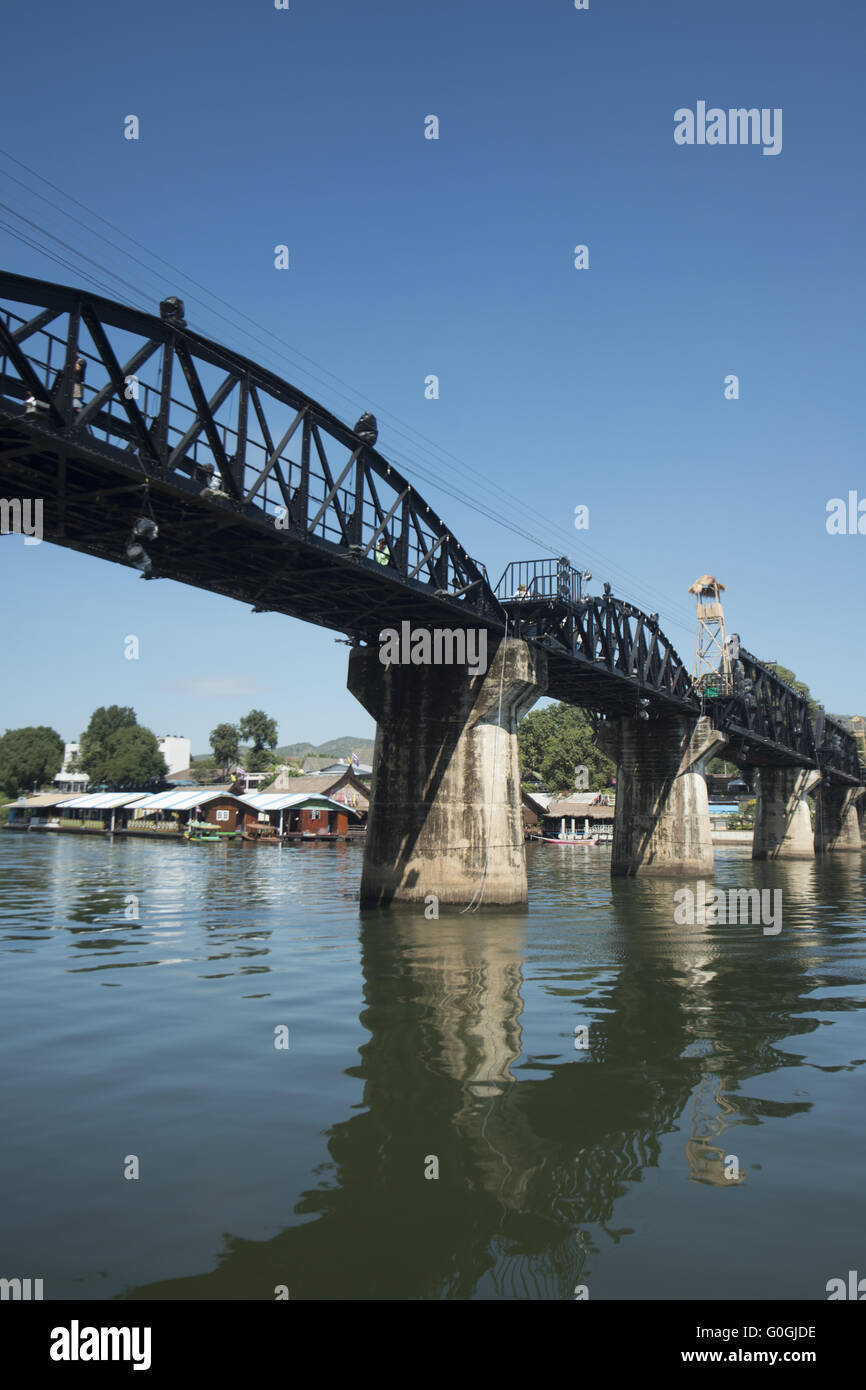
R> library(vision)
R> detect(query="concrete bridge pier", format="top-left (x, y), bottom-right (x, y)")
top-left (348, 637), bottom-right (547, 907)
top-left (752, 767), bottom-right (819, 860)
top-left (814, 782), bottom-right (864, 853)
top-left (598, 715), bottom-right (726, 877)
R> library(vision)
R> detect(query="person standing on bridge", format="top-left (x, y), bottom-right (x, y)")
top-left (375, 537), bottom-right (391, 566)
top-left (354, 412), bottom-right (378, 448)
top-left (199, 463), bottom-right (230, 501)
top-left (72, 356), bottom-right (86, 412)
top-left (49, 355), bottom-right (86, 412)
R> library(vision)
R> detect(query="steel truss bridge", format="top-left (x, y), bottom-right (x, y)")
top-left (0, 271), bottom-right (862, 788)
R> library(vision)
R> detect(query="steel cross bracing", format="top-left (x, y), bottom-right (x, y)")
top-left (707, 646), bottom-right (863, 784)
top-left (0, 272), bottom-right (862, 784)
top-left (0, 271), bottom-right (501, 640)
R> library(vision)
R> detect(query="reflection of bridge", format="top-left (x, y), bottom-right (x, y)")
top-left (117, 864), bottom-right (855, 1301)
top-left (1, 272), bottom-right (863, 902)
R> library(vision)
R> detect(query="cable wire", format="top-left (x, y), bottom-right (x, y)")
top-left (0, 147), bottom-right (700, 636)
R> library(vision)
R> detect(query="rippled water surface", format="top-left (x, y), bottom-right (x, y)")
top-left (1, 833), bottom-right (864, 1300)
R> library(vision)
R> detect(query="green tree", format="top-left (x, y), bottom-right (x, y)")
top-left (209, 722), bottom-right (240, 778)
top-left (79, 706), bottom-right (167, 788)
top-left (0, 726), bottom-right (64, 797)
top-left (101, 726), bottom-right (168, 788)
top-left (239, 710), bottom-right (278, 766)
top-left (765, 663), bottom-right (818, 718)
top-left (249, 748), bottom-right (289, 777)
top-left (518, 703), bottom-right (614, 795)
top-left (79, 706), bottom-right (137, 785)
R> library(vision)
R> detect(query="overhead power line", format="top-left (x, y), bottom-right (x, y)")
top-left (0, 147), bottom-right (699, 638)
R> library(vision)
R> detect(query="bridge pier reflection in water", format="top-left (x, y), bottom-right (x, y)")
top-left (117, 845), bottom-right (864, 1303)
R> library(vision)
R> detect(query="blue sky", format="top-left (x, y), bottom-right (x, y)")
top-left (1, 0), bottom-right (864, 752)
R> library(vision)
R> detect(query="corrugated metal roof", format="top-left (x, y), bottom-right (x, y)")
top-left (58, 793), bottom-right (151, 810)
top-left (243, 792), bottom-right (358, 814)
top-left (7, 792), bottom-right (73, 808)
top-left (129, 790), bottom-right (248, 811)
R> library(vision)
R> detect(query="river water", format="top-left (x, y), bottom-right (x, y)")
top-left (1, 832), bottom-right (863, 1301)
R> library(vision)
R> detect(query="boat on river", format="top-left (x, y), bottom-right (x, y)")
top-left (184, 820), bottom-right (242, 843)
top-left (539, 832), bottom-right (599, 845)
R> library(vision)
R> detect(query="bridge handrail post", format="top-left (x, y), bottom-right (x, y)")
top-left (233, 374), bottom-right (249, 491)
top-left (56, 298), bottom-right (81, 426)
top-left (350, 451), bottom-right (366, 549)
top-left (153, 336), bottom-right (175, 473)
top-left (297, 416), bottom-right (311, 530)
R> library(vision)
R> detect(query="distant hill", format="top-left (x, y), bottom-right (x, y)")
top-left (275, 736), bottom-right (373, 759)
top-left (192, 735), bottom-right (374, 762)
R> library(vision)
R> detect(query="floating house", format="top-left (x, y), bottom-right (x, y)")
top-left (6, 791), bottom-right (83, 828)
top-left (242, 792), bottom-right (359, 841)
top-left (536, 796), bottom-right (615, 842)
top-left (5, 788), bottom-right (360, 843)
top-left (124, 789), bottom-right (250, 835)
top-left (35, 791), bottom-right (149, 833)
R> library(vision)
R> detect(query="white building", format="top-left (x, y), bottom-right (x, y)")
top-left (157, 735), bottom-right (191, 778)
top-left (54, 741), bottom-right (89, 793)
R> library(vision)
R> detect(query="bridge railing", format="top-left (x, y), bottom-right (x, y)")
top-left (495, 557), bottom-right (584, 603)
top-left (492, 556), bottom-right (695, 709)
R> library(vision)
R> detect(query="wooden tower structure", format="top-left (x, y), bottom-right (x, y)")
top-left (688, 575), bottom-right (732, 697)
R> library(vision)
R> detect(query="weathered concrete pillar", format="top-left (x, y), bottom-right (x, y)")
top-left (598, 715), bottom-right (726, 877)
top-left (348, 637), bottom-right (546, 906)
top-left (752, 767), bottom-right (819, 860)
top-left (814, 782), bottom-right (864, 853)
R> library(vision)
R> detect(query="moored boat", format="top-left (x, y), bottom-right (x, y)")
top-left (184, 820), bottom-right (242, 843)
top-left (539, 833), bottom-right (599, 845)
